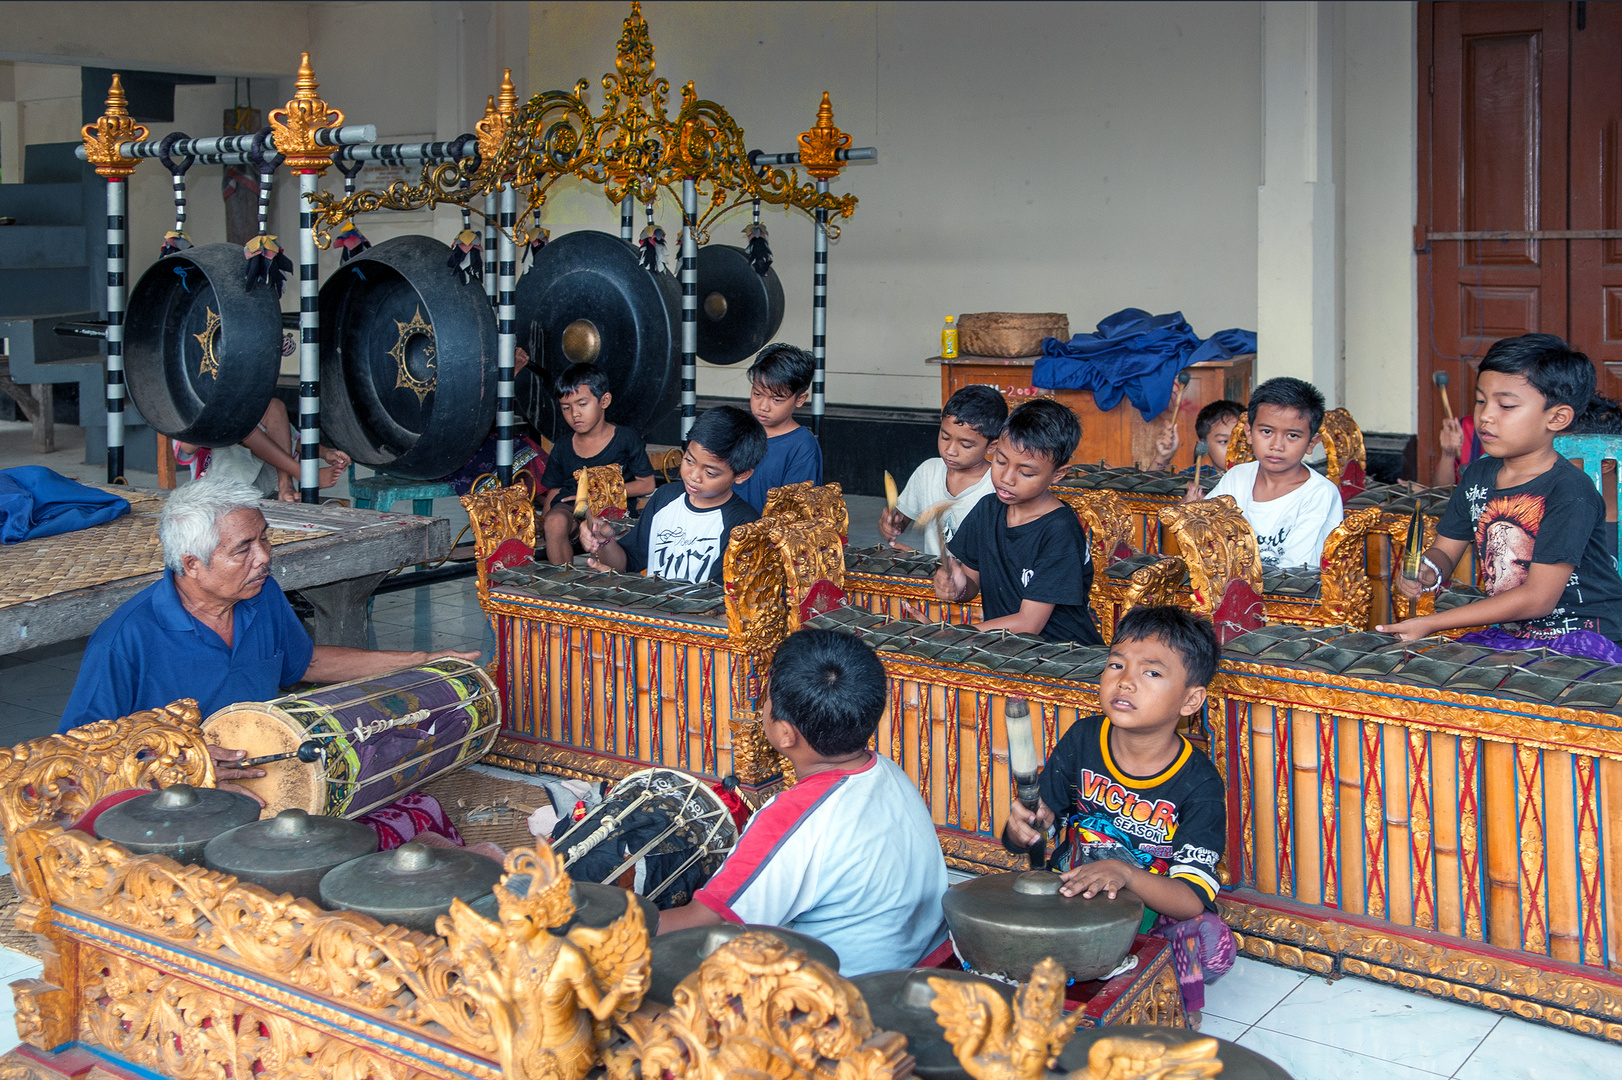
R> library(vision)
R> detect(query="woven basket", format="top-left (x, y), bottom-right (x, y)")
top-left (957, 312), bottom-right (1070, 358)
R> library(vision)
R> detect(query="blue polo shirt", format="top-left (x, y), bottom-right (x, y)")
top-left (58, 571), bottom-right (314, 732)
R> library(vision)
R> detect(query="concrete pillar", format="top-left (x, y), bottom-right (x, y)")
top-left (1257, 1), bottom-right (1344, 406)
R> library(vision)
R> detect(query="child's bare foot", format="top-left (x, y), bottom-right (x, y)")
top-left (1185, 1010), bottom-right (1201, 1030)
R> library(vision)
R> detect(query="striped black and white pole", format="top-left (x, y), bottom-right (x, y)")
top-left (620, 194), bottom-right (634, 241)
top-left (298, 170), bottom-right (322, 503)
top-left (496, 182), bottom-right (517, 485)
top-left (104, 178), bottom-right (127, 483)
top-left (257, 163), bottom-right (275, 236)
top-left (681, 179), bottom-right (698, 438)
top-left (811, 179), bottom-right (828, 436)
top-left (483, 191), bottom-right (498, 309)
top-left (169, 164), bottom-right (187, 237)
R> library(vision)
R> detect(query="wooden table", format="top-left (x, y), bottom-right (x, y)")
top-left (0, 495), bottom-right (453, 655)
top-left (928, 353), bottom-right (1254, 469)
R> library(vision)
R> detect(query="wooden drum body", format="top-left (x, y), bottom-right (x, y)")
top-left (203, 657), bottom-right (500, 818)
top-left (1212, 623), bottom-right (1622, 1042)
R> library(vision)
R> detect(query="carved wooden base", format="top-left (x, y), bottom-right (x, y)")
top-left (1076, 936), bottom-right (1187, 1029)
top-left (1220, 888), bottom-right (1622, 1043)
top-left (0, 1044), bottom-right (144, 1080)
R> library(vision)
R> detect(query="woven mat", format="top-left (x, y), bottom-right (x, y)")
top-left (0, 874), bottom-right (40, 959)
top-left (421, 767), bottom-right (547, 853)
top-left (0, 501), bottom-right (328, 608)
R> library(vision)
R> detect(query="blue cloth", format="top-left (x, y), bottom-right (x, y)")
top-left (732, 425), bottom-right (823, 512)
top-left (59, 571), bottom-right (315, 732)
top-left (0, 466), bottom-right (128, 544)
top-left (1032, 309), bottom-right (1258, 422)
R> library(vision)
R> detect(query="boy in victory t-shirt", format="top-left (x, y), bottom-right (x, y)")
top-left (1003, 606), bottom-right (1236, 1027)
top-left (581, 407), bottom-right (765, 585)
top-left (932, 398), bottom-right (1103, 645)
top-left (878, 385), bottom-right (1008, 556)
top-left (1197, 378), bottom-right (1343, 568)
top-left (1380, 335), bottom-right (1622, 660)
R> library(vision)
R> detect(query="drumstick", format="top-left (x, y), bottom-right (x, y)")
top-left (915, 499), bottom-right (956, 569)
top-left (572, 469), bottom-right (591, 520)
top-left (239, 740), bottom-right (323, 768)
top-left (1433, 371), bottom-right (1454, 421)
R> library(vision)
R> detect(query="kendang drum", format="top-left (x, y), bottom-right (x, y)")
top-left (201, 657), bottom-right (500, 819)
top-left (549, 768), bottom-right (739, 910)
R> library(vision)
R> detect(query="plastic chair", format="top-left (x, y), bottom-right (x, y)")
top-left (1553, 434), bottom-right (1622, 567)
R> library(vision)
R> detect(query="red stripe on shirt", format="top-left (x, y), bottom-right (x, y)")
top-left (693, 754), bottom-right (877, 915)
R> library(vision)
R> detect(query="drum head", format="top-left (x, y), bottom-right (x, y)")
top-left (513, 230), bottom-right (680, 444)
top-left (125, 244), bottom-right (282, 446)
top-left (319, 234), bottom-right (498, 480)
top-left (202, 705), bottom-right (325, 816)
top-left (695, 244), bottom-right (785, 366)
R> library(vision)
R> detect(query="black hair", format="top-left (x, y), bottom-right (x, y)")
top-left (942, 385), bottom-right (1009, 442)
top-left (1246, 377), bottom-right (1326, 437)
top-left (767, 627), bottom-right (887, 756)
top-left (552, 362), bottom-right (611, 401)
top-left (1195, 399), bottom-right (1245, 441)
top-left (747, 342), bottom-right (815, 396)
top-left (684, 405), bottom-right (768, 474)
top-left (1478, 334), bottom-right (1595, 421)
top-left (1001, 398), bottom-right (1081, 468)
top-left (1112, 605), bottom-right (1219, 688)
top-left (1570, 394), bottom-right (1622, 436)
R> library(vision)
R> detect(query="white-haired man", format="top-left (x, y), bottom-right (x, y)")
top-left (58, 479), bottom-right (478, 779)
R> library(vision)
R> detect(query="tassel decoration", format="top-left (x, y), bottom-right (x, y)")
top-left (743, 221), bottom-right (772, 275)
top-left (639, 222), bottom-right (668, 273)
top-left (524, 211), bottom-right (550, 265)
top-left (243, 234), bottom-right (293, 296)
top-left (447, 228), bottom-right (484, 285)
top-left (332, 218), bottom-right (372, 264)
top-left (160, 230), bottom-right (194, 257)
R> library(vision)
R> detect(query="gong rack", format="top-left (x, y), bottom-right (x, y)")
top-left (77, 0), bottom-right (875, 497)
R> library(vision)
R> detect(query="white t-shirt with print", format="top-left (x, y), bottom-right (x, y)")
top-left (895, 458), bottom-right (997, 556)
top-left (1207, 460), bottom-right (1344, 569)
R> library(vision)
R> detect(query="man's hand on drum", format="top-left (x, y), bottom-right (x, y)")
top-left (209, 744), bottom-right (266, 806)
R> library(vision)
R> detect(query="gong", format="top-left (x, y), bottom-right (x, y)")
top-left (513, 230), bottom-right (680, 443)
top-left (695, 244), bottom-right (785, 366)
top-left (319, 234), bottom-right (497, 481)
top-left (125, 243), bottom-right (282, 446)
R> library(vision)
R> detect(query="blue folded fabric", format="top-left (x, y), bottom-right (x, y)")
top-left (1032, 309), bottom-right (1258, 422)
top-left (0, 466), bottom-right (130, 544)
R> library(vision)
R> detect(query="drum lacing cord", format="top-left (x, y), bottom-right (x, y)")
top-left (156, 133), bottom-right (195, 256)
top-left (551, 774), bottom-right (737, 900)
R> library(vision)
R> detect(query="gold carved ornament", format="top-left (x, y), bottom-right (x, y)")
top-left (307, 2), bottom-right (858, 246)
top-left (927, 958), bottom-right (1218, 1080)
top-left (1317, 505), bottom-right (1382, 628)
top-left (615, 930), bottom-right (911, 1080)
top-left (460, 479), bottom-right (539, 594)
top-left (269, 53), bottom-right (344, 173)
top-left (1224, 421), bottom-right (1252, 470)
top-left (798, 92), bottom-right (852, 182)
top-left (390, 307), bottom-right (437, 404)
top-left (764, 481), bottom-right (851, 538)
top-left (574, 465), bottom-right (630, 516)
top-left (1319, 408), bottom-right (1367, 487)
top-left (1158, 496), bottom-right (1262, 617)
top-left (81, 74), bottom-right (149, 179)
top-left (1055, 489), bottom-right (1135, 570)
top-left (476, 70), bottom-right (521, 167)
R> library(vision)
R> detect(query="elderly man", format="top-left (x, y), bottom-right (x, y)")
top-left (59, 479), bottom-right (478, 775)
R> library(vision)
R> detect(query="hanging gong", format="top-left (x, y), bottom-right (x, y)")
top-left (125, 243), bottom-right (282, 446)
top-left (513, 230), bottom-right (679, 444)
top-left (319, 234), bottom-right (497, 481)
top-left (694, 244), bottom-right (785, 367)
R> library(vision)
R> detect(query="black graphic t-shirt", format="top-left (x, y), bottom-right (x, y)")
top-left (1438, 455), bottom-right (1622, 640)
top-left (540, 424), bottom-right (653, 498)
top-left (621, 483), bottom-right (759, 584)
top-left (947, 497), bottom-right (1103, 645)
top-left (1039, 715), bottom-right (1225, 912)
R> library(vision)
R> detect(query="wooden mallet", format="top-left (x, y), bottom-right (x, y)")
top-left (1433, 371), bottom-right (1454, 421)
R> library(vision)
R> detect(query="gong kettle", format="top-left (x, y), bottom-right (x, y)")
top-left (941, 869), bottom-right (1142, 983)
top-left (203, 808), bottom-right (378, 902)
top-left (648, 923), bottom-right (840, 1006)
top-left (1058, 1026), bottom-right (1293, 1080)
top-left (850, 969), bottom-right (1015, 1080)
top-left (319, 841), bottom-right (502, 934)
top-left (92, 784), bottom-right (262, 865)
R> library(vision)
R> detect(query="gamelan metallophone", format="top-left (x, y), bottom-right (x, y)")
top-left (842, 545), bottom-right (982, 624)
top-left (1211, 621), bottom-right (1622, 1041)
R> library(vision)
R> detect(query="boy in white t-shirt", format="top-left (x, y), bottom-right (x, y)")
top-left (1198, 378), bottom-right (1343, 568)
top-left (878, 385), bottom-right (1009, 556)
top-left (657, 627), bottom-right (948, 974)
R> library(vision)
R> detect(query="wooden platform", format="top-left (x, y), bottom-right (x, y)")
top-left (0, 491), bottom-right (453, 656)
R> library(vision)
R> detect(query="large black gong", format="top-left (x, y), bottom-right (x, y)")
top-left (513, 230), bottom-right (679, 444)
top-left (125, 243), bottom-right (282, 446)
top-left (319, 234), bottom-right (497, 481)
top-left (695, 244), bottom-right (784, 366)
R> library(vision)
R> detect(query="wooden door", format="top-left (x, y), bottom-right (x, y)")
top-left (1570, 2), bottom-right (1622, 399)
top-left (1420, 2), bottom-right (1571, 484)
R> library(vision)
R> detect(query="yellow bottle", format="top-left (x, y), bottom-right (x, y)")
top-left (941, 315), bottom-right (959, 359)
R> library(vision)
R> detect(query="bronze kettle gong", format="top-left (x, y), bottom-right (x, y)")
top-left (849, 969), bottom-right (1015, 1080)
top-left (941, 869), bottom-right (1142, 983)
top-left (319, 840), bottom-right (502, 934)
top-left (92, 784), bottom-right (263, 866)
top-left (203, 807), bottom-right (378, 902)
top-left (648, 922), bottom-right (839, 1006)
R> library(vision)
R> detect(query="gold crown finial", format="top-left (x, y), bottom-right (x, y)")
top-left (294, 53), bottom-right (319, 100)
top-left (104, 74), bottom-right (130, 117)
top-left (798, 92), bottom-right (851, 182)
top-left (81, 74), bottom-right (147, 178)
top-left (270, 53), bottom-right (343, 173)
top-left (497, 69), bottom-right (518, 120)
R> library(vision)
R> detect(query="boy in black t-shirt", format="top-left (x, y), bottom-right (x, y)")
top-left (932, 398), bottom-right (1103, 645)
top-left (539, 364), bottom-right (656, 565)
top-left (581, 407), bottom-right (765, 584)
top-left (1378, 335), bottom-right (1622, 661)
top-left (1003, 606), bottom-right (1236, 1026)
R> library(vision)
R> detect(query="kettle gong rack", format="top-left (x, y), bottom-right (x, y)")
top-left (76, 1), bottom-right (875, 500)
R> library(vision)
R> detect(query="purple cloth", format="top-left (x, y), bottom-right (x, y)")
top-left (1150, 911), bottom-right (1237, 1013)
top-left (1458, 627), bottom-right (1622, 665)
